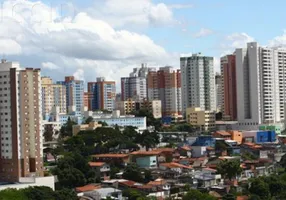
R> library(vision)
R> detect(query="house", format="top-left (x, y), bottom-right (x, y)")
top-left (191, 146), bottom-right (207, 158)
top-left (92, 154), bottom-right (129, 166)
top-left (82, 187), bottom-right (123, 200)
top-left (75, 184), bottom-right (101, 193)
top-left (194, 171), bottom-right (222, 189)
top-left (159, 162), bottom-right (193, 175)
top-left (72, 121), bottom-right (102, 135)
top-left (213, 131), bottom-right (232, 140)
top-left (88, 162), bottom-right (110, 181)
top-left (191, 136), bottom-right (215, 147)
top-left (147, 179), bottom-right (171, 198)
top-left (177, 146), bottom-right (192, 157)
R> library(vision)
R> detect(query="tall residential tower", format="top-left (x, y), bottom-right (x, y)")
top-left (180, 53), bottom-right (216, 113)
top-left (0, 60), bottom-right (44, 182)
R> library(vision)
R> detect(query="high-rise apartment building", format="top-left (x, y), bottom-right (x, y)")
top-left (147, 66), bottom-right (182, 118)
top-left (215, 73), bottom-right (222, 112)
top-left (221, 54), bottom-right (237, 121)
top-left (180, 53), bottom-right (216, 114)
top-left (41, 77), bottom-right (66, 117)
top-left (88, 77), bottom-right (116, 111)
top-left (236, 42), bottom-right (286, 130)
top-left (0, 60), bottom-right (44, 182)
top-left (121, 64), bottom-right (149, 101)
top-left (57, 76), bottom-right (84, 112)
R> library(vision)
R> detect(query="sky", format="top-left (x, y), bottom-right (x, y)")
top-left (1, 0), bottom-right (286, 89)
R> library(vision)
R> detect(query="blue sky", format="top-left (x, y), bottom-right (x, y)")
top-left (2, 0), bottom-right (286, 86)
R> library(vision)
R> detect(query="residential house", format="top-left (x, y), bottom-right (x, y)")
top-left (88, 162), bottom-right (110, 181)
top-left (92, 154), bottom-right (129, 166)
top-left (194, 171), bottom-right (222, 189)
top-left (213, 131), bottom-right (232, 140)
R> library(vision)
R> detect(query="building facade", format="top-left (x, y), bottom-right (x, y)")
top-left (236, 42), bottom-right (286, 130)
top-left (0, 60), bottom-right (44, 182)
top-left (41, 77), bottom-right (66, 117)
top-left (220, 54), bottom-right (237, 121)
top-left (147, 67), bottom-right (182, 118)
top-left (180, 53), bottom-right (216, 114)
top-left (87, 77), bottom-right (116, 111)
top-left (186, 107), bottom-right (216, 131)
top-left (57, 76), bottom-right (84, 113)
top-left (121, 64), bottom-right (150, 101)
top-left (215, 73), bottom-right (222, 112)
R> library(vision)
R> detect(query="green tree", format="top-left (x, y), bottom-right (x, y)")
top-left (23, 186), bottom-right (55, 200)
top-left (123, 189), bottom-right (146, 200)
top-left (60, 117), bottom-right (77, 138)
top-left (54, 188), bottom-right (78, 200)
top-left (217, 159), bottom-right (242, 180)
top-left (182, 189), bottom-right (216, 200)
top-left (132, 109), bottom-right (161, 130)
top-left (43, 124), bottom-right (54, 142)
top-left (122, 163), bottom-right (144, 182)
top-left (84, 116), bottom-right (94, 124)
top-left (136, 130), bottom-right (159, 151)
top-left (222, 193), bottom-right (236, 200)
top-left (0, 188), bottom-right (28, 200)
top-left (55, 167), bottom-right (87, 188)
top-left (249, 179), bottom-right (271, 200)
top-left (98, 121), bottom-right (108, 126)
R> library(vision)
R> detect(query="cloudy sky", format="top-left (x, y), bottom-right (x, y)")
top-left (1, 0), bottom-right (286, 89)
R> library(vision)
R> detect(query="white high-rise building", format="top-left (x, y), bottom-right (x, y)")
top-left (215, 73), bottom-right (222, 112)
top-left (236, 42), bottom-right (286, 130)
top-left (0, 60), bottom-right (44, 182)
top-left (180, 53), bottom-right (216, 114)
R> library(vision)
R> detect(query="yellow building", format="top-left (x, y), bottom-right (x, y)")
top-left (42, 77), bottom-right (66, 116)
top-left (186, 107), bottom-right (216, 131)
top-left (72, 121), bottom-right (103, 135)
top-left (115, 99), bottom-right (136, 115)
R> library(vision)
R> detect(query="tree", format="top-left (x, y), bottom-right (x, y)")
top-left (23, 186), bottom-right (55, 200)
top-left (123, 163), bottom-right (143, 182)
top-left (249, 179), bottom-right (271, 200)
top-left (123, 189), bottom-right (146, 200)
top-left (136, 130), bottom-right (159, 151)
top-left (55, 167), bottom-right (87, 188)
top-left (217, 159), bottom-right (242, 181)
top-left (84, 116), bottom-right (94, 124)
top-left (182, 189), bottom-right (216, 200)
top-left (60, 117), bottom-right (77, 138)
top-left (54, 189), bottom-right (78, 200)
top-left (98, 121), bottom-right (108, 126)
top-left (0, 188), bottom-right (28, 200)
top-left (43, 124), bottom-right (54, 142)
top-left (222, 194), bottom-right (236, 200)
top-left (132, 109), bottom-right (161, 130)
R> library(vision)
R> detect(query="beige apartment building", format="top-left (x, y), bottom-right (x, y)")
top-left (0, 60), bottom-right (44, 182)
top-left (73, 121), bottom-right (102, 135)
top-left (115, 99), bottom-right (162, 119)
top-left (186, 107), bottom-right (216, 131)
top-left (41, 77), bottom-right (66, 116)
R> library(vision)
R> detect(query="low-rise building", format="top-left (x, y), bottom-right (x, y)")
top-left (186, 107), bottom-right (216, 131)
top-left (89, 162), bottom-right (110, 181)
top-left (92, 154), bottom-right (130, 166)
top-left (72, 121), bottom-right (102, 135)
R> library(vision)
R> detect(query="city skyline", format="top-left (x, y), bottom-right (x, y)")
top-left (1, 0), bottom-right (286, 90)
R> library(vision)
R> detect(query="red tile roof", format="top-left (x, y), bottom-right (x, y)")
top-left (92, 154), bottom-right (129, 158)
top-left (88, 162), bottom-right (106, 167)
top-left (180, 146), bottom-right (191, 151)
top-left (120, 180), bottom-right (137, 187)
top-left (237, 196), bottom-right (249, 200)
top-left (160, 162), bottom-right (192, 169)
top-left (76, 184), bottom-right (101, 192)
top-left (215, 131), bottom-right (231, 136)
top-left (148, 179), bottom-right (167, 186)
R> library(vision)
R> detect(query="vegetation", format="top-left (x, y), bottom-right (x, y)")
top-left (0, 186), bottom-right (77, 200)
top-left (60, 117), bottom-right (77, 138)
top-left (131, 109), bottom-right (161, 130)
top-left (182, 189), bottom-right (216, 200)
top-left (216, 159), bottom-right (242, 181)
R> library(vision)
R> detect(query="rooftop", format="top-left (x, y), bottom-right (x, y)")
top-left (76, 184), bottom-right (101, 193)
top-left (92, 154), bottom-right (129, 158)
top-left (88, 162), bottom-right (106, 167)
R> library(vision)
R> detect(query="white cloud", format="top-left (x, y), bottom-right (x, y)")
top-left (42, 62), bottom-right (59, 70)
top-left (88, 0), bottom-right (176, 28)
top-left (193, 28), bottom-right (214, 38)
top-left (168, 4), bottom-right (193, 9)
top-left (269, 30), bottom-right (286, 47)
top-left (220, 33), bottom-right (255, 55)
top-left (73, 68), bottom-right (85, 80)
top-left (0, 0), bottom-right (178, 91)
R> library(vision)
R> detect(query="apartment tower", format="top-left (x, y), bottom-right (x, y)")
top-left (41, 77), bottom-right (66, 117)
top-left (88, 77), bottom-right (116, 111)
top-left (236, 42), bottom-right (286, 130)
top-left (180, 53), bottom-right (216, 114)
top-left (57, 76), bottom-right (84, 112)
top-left (121, 64), bottom-right (149, 101)
top-left (0, 60), bottom-right (43, 182)
top-left (220, 54), bottom-right (237, 121)
top-left (147, 66), bottom-right (182, 118)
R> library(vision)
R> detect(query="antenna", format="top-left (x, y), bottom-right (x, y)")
top-left (1, 54), bottom-right (6, 63)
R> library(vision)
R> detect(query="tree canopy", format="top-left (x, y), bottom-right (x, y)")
top-left (217, 159), bottom-right (242, 180)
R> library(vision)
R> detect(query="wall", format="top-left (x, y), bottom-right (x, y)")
top-left (192, 146), bottom-right (207, 158)
top-left (136, 156), bottom-right (157, 168)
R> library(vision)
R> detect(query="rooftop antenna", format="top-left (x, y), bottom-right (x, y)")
top-left (1, 54), bottom-right (6, 63)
